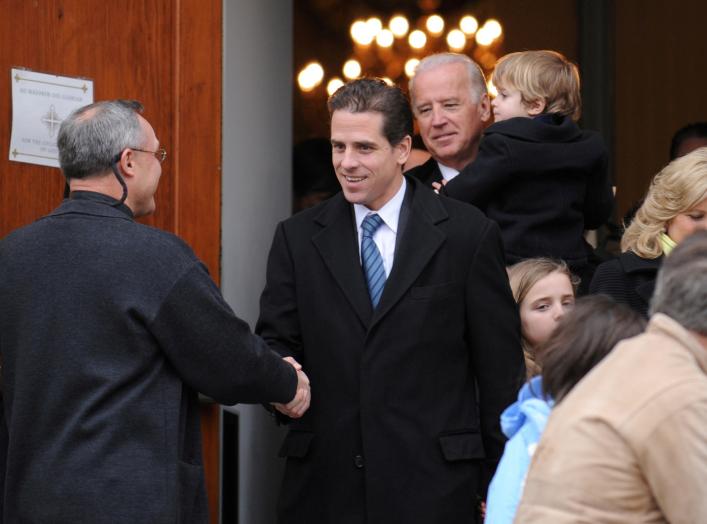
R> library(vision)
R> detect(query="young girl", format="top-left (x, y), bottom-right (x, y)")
top-left (484, 295), bottom-right (646, 524)
top-left (443, 50), bottom-right (613, 292)
top-left (506, 258), bottom-right (578, 378)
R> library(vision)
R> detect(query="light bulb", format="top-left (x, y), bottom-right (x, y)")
top-left (327, 77), bottom-right (344, 96)
top-left (408, 30), bottom-right (427, 49)
top-left (426, 15), bottom-right (444, 35)
top-left (405, 58), bottom-right (420, 78)
top-left (446, 29), bottom-right (466, 50)
top-left (343, 59), bottom-right (362, 79)
top-left (351, 20), bottom-right (373, 45)
top-left (460, 15), bottom-right (478, 35)
top-left (484, 19), bottom-right (502, 39)
top-left (389, 15), bottom-right (409, 37)
top-left (376, 29), bottom-right (394, 47)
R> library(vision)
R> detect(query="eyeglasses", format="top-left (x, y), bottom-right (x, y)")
top-left (130, 147), bottom-right (167, 163)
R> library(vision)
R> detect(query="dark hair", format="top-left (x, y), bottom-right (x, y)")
top-left (58, 99), bottom-right (144, 179)
top-left (293, 138), bottom-right (338, 196)
top-left (540, 295), bottom-right (646, 402)
top-left (670, 122), bottom-right (707, 160)
top-left (327, 78), bottom-right (413, 146)
top-left (651, 230), bottom-right (707, 335)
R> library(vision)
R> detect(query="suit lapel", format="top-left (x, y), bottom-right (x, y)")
top-left (371, 179), bottom-right (447, 328)
top-left (431, 161), bottom-right (443, 184)
top-left (423, 158), bottom-right (444, 185)
top-left (407, 157), bottom-right (443, 187)
top-left (312, 195), bottom-right (373, 327)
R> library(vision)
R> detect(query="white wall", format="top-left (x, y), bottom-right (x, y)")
top-left (221, 1), bottom-right (293, 522)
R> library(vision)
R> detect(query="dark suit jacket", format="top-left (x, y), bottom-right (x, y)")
top-left (589, 251), bottom-right (661, 318)
top-left (257, 177), bottom-right (524, 524)
top-left (443, 115), bottom-right (612, 266)
top-left (0, 192), bottom-right (296, 523)
top-left (405, 156), bottom-right (444, 187)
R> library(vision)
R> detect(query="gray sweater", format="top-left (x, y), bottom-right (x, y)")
top-left (0, 191), bottom-right (295, 523)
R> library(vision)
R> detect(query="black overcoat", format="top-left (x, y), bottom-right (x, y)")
top-left (443, 116), bottom-right (612, 266)
top-left (0, 192), bottom-right (296, 523)
top-left (257, 177), bottom-right (524, 524)
top-left (405, 156), bottom-right (444, 187)
top-left (589, 251), bottom-right (661, 317)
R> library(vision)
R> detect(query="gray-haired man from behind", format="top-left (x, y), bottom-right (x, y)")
top-left (406, 52), bottom-right (491, 186)
top-left (516, 229), bottom-right (707, 523)
top-left (0, 100), bottom-right (309, 523)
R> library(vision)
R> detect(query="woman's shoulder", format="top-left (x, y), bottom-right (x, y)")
top-left (590, 252), bottom-right (659, 316)
top-left (592, 251), bottom-right (659, 280)
top-left (589, 256), bottom-right (632, 297)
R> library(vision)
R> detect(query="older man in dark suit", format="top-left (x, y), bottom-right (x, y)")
top-left (0, 100), bottom-right (310, 523)
top-left (257, 79), bottom-right (523, 524)
top-left (405, 53), bottom-right (491, 187)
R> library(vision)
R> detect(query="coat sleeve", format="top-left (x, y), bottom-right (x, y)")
top-left (255, 222), bottom-right (306, 424)
top-left (484, 431), bottom-right (532, 524)
top-left (442, 134), bottom-right (512, 211)
top-left (582, 134), bottom-right (613, 229)
top-left (255, 222), bottom-right (303, 361)
top-left (641, 396), bottom-right (707, 522)
top-left (148, 261), bottom-right (297, 406)
top-left (465, 220), bottom-right (525, 495)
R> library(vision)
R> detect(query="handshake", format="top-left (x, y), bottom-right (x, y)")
top-left (273, 356), bottom-right (311, 418)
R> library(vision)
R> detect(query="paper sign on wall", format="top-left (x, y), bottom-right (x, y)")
top-left (9, 68), bottom-right (94, 168)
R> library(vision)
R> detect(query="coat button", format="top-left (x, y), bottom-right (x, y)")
top-left (354, 454), bottom-right (364, 469)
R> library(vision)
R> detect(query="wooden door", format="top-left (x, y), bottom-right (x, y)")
top-left (0, 1), bottom-right (222, 521)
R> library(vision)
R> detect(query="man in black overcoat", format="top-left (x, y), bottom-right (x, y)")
top-left (405, 53), bottom-right (491, 187)
top-left (0, 100), bottom-right (310, 523)
top-left (257, 79), bottom-right (523, 523)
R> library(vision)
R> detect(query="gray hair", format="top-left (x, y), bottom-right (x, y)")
top-left (650, 230), bottom-right (707, 335)
top-left (409, 53), bottom-right (488, 104)
top-left (57, 99), bottom-right (144, 179)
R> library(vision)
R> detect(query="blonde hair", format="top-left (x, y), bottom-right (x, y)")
top-left (507, 258), bottom-right (579, 378)
top-left (622, 147), bottom-right (707, 258)
top-left (492, 50), bottom-right (581, 121)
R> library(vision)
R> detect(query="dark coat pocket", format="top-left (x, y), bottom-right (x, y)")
top-left (278, 430), bottom-right (314, 458)
top-left (410, 282), bottom-right (461, 300)
top-left (439, 431), bottom-right (486, 462)
top-left (178, 460), bottom-right (206, 523)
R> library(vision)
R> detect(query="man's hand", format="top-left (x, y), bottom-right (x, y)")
top-left (431, 178), bottom-right (448, 194)
top-left (273, 357), bottom-right (311, 418)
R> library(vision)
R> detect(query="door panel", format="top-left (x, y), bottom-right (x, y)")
top-left (1, 2), bottom-right (222, 522)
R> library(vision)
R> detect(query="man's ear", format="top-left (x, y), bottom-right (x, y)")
top-left (118, 149), bottom-right (137, 179)
top-left (395, 135), bottom-right (412, 166)
top-left (525, 98), bottom-right (546, 116)
top-left (478, 93), bottom-right (491, 123)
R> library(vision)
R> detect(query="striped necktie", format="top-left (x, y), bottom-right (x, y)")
top-left (361, 213), bottom-right (386, 308)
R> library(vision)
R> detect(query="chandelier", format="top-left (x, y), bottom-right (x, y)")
top-left (297, 12), bottom-right (504, 96)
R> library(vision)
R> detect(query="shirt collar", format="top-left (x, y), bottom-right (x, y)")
top-left (436, 162), bottom-right (460, 181)
top-left (68, 190), bottom-right (134, 218)
top-left (353, 177), bottom-right (407, 233)
top-left (659, 232), bottom-right (677, 256)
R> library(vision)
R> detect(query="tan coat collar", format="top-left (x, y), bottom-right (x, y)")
top-left (649, 313), bottom-right (707, 374)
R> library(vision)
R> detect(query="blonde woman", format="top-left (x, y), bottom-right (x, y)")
top-left (590, 147), bottom-right (707, 316)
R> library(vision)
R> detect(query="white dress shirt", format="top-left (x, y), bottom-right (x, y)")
top-left (437, 162), bottom-right (460, 181)
top-left (353, 178), bottom-right (406, 277)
